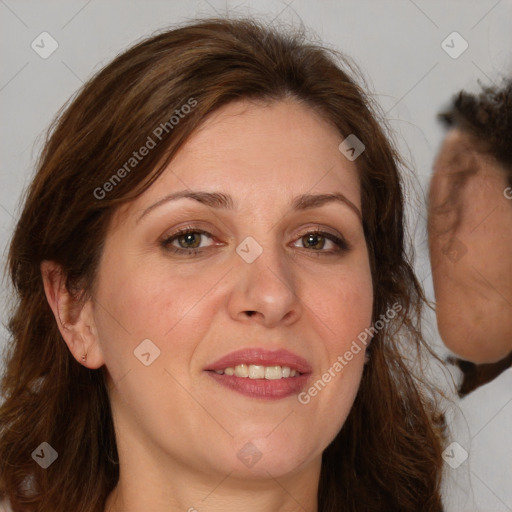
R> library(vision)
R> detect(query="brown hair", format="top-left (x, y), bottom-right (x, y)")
top-left (438, 81), bottom-right (512, 394)
top-left (0, 18), bottom-right (444, 511)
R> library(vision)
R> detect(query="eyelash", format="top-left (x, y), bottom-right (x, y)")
top-left (160, 227), bottom-right (349, 257)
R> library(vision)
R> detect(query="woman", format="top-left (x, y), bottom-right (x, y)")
top-left (0, 18), bottom-right (444, 511)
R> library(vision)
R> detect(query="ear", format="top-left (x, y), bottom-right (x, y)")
top-left (40, 260), bottom-right (104, 369)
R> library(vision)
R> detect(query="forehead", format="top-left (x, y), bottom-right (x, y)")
top-left (148, 99), bottom-right (361, 204)
top-left (436, 128), bottom-right (504, 177)
top-left (110, 98), bottom-right (364, 230)
top-left (436, 129), bottom-right (473, 166)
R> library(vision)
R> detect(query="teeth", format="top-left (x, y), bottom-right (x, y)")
top-left (234, 364), bottom-right (249, 377)
top-left (249, 365), bottom-right (265, 379)
top-left (214, 364), bottom-right (300, 379)
top-left (264, 366), bottom-right (281, 380)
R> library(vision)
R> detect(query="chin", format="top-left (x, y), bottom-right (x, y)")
top-left (448, 341), bottom-right (512, 365)
top-left (439, 318), bottom-right (512, 365)
top-left (224, 432), bottom-right (321, 480)
top-left (232, 452), bottom-right (316, 481)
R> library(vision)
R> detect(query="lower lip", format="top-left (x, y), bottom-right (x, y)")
top-left (207, 371), bottom-right (310, 400)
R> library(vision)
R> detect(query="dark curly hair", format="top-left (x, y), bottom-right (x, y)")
top-left (440, 80), bottom-right (512, 186)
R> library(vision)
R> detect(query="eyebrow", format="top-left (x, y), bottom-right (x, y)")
top-left (292, 192), bottom-right (362, 220)
top-left (137, 190), bottom-right (362, 223)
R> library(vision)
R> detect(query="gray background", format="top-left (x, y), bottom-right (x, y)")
top-left (1, 1), bottom-right (511, 510)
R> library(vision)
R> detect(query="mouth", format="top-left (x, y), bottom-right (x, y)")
top-left (204, 348), bottom-right (312, 400)
top-left (211, 364), bottom-right (302, 379)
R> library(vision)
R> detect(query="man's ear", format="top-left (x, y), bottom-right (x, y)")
top-left (40, 260), bottom-right (104, 369)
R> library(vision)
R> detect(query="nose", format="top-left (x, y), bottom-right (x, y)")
top-left (226, 241), bottom-right (302, 328)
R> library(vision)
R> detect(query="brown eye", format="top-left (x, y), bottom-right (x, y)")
top-left (161, 228), bottom-right (215, 255)
top-left (302, 233), bottom-right (326, 250)
top-left (291, 229), bottom-right (349, 254)
top-left (177, 232), bottom-right (202, 249)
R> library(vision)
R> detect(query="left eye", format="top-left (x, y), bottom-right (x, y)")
top-left (175, 232), bottom-right (210, 249)
top-left (292, 231), bottom-right (346, 252)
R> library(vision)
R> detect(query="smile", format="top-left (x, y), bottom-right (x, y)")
top-left (205, 348), bottom-right (312, 400)
top-left (213, 364), bottom-right (301, 379)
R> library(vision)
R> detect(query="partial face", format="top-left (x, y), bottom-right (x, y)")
top-left (90, 99), bottom-right (373, 480)
top-left (429, 129), bottom-right (512, 363)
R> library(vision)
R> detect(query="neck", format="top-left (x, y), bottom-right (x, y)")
top-left (105, 460), bottom-right (320, 512)
top-left (104, 423), bottom-right (321, 512)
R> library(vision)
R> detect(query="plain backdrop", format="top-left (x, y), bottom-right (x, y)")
top-left (1, 1), bottom-right (511, 510)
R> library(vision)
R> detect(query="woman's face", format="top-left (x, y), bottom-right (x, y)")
top-left (429, 129), bottom-right (512, 363)
top-left (90, 99), bottom-right (373, 480)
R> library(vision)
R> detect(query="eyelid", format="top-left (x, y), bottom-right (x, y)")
top-left (294, 225), bottom-right (344, 240)
top-left (160, 221), bottom-right (221, 242)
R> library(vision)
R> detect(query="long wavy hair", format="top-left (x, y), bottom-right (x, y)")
top-left (0, 17), bottom-right (444, 511)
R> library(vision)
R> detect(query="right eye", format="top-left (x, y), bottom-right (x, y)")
top-left (160, 228), bottom-right (217, 256)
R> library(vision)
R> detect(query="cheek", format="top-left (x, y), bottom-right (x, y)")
top-left (92, 252), bottom-right (227, 380)
top-left (306, 257), bottom-right (374, 345)
top-left (297, 256), bottom-right (373, 414)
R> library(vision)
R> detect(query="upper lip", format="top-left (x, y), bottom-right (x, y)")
top-left (205, 348), bottom-right (312, 374)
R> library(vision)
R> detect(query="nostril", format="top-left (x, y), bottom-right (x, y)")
top-left (245, 311), bottom-right (256, 317)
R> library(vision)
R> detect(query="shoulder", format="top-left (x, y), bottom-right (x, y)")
top-left (458, 367), bottom-right (512, 429)
top-left (443, 369), bottom-right (512, 511)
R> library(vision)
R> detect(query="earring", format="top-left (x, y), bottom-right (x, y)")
top-left (81, 353), bottom-right (87, 363)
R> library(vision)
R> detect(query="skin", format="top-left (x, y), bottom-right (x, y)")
top-left (41, 99), bottom-right (373, 512)
top-left (428, 129), bottom-right (512, 364)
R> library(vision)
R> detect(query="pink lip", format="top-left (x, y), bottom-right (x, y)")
top-left (205, 348), bottom-right (313, 374)
top-left (204, 348), bottom-right (312, 401)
